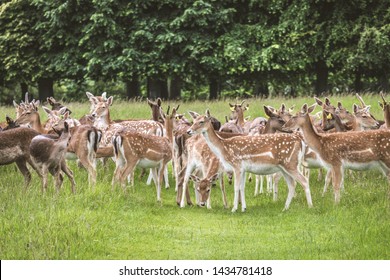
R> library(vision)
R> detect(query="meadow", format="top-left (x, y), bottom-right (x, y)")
top-left (0, 94), bottom-right (389, 260)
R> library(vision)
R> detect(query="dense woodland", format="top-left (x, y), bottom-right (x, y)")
top-left (0, 0), bottom-right (389, 104)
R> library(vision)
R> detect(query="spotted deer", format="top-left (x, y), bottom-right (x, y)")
top-left (91, 96), bottom-right (164, 147)
top-left (176, 132), bottom-right (230, 209)
top-left (111, 108), bottom-right (176, 202)
top-left (283, 103), bottom-right (390, 203)
top-left (187, 113), bottom-right (313, 212)
top-left (29, 122), bottom-right (76, 193)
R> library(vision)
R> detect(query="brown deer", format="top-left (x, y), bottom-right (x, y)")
top-left (29, 122), bottom-right (76, 193)
top-left (283, 103), bottom-right (390, 203)
top-left (187, 113), bottom-right (313, 212)
top-left (49, 112), bottom-right (102, 188)
top-left (0, 127), bottom-right (40, 186)
top-left (378, 93), bottom-right (390, 129)
top-left (111, 108), bottom-right (176, 202)
top-left (1, 116), bottom-right (20, 131)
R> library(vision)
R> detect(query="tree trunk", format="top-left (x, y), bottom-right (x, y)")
top-left (20, 83), bottom-right (29, 102)
top-left (147, 77), bottom-right (168, 99)
top-left (354, 68), bottom-right (363, 93)
top-left (209, 78), bottom-right (220, 100)
top-left (37, 78), bottom-right (54, 101)
top-left (253, 80), bottom-right (269, 98)
top-left (314, 60), bottom-right (329, 95)
top-left (169, 76), bottom-right (182, 100)
top-left (378, 71), bottom-right (389, 92)
top-left (124, 77), bottom-right (140, 99)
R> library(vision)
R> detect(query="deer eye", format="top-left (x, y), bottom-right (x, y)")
top-left (206, 189), bottom-right (210, 193)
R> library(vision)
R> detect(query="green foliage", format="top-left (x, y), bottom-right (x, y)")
top-left (1, 0), bottom-right (390, 102)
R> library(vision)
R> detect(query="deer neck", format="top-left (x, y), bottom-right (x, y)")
top-left (95, 110), bottom-right (111, 129)
top-left (333, 114), bottom-right (348, 132)
top-left (30, 112), bottom-right (46, 134)
top-left (201, 122), bottom-right (231, 169)
top-left (164, 118), bottom-right (174, 143)
top-left (299, 114), bottom-right (324, 154)
top-left (384, 105), bottom-right (390, 128)
top-left (237, 112), bottom-right (245, 127)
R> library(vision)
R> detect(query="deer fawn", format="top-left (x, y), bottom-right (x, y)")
top-left (29, 122), bottom-right (76, 193)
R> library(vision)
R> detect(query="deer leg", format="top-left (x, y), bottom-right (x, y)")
top-left (15, 160), bottom-right (32, 188)
top-left (61, 160), bottom-right (76, 194)
top-left (232, 170), bottom-right (244, 213)
top-left (219, 173), bottom-right (228, 209)
top-left (180, 164), bottom-right (195, 208)
top-left (331, 165), bottom-right (343, 204)
top-left (322, 169), bottom-right (332, 197)
top-left (280, 173), bottom-right (296, 211)
top-left (78, 155), bottom-right (96, 189)
top-left (49, 167), bottom-right (62, 193)
top-left (240, 172), bottom-right (247, 212)
top-left (146, 169), bottom-right (154, 186)
top-left (290, 169), bottom-right (313, 208)
top-left (41, 167), bottom-right (49, 193)
top-left (154, 167), bottom-right (163, 202)
top-left (119, 160), bottom-right (138, 193)
top-left (164, 165), bottom-right (170, 189)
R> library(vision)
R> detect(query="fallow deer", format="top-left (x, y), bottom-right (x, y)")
top-left (187, 113), bottom-right (313, 212)
top-left (283, 103), bottom-right (390, 203)
top-left (111, 108), bottom-right (176, 202)
top-left (29, 122), bottom-right (76, 193)
top-left (379, 93), bottom-right (390, 129)
top-left (1, 116), bottom-right (20, 131)
top-left (0, 127), bottom-right (40, 186)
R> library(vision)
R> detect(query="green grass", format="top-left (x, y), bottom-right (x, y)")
top-left (0, 94), bottom-right (389, 260)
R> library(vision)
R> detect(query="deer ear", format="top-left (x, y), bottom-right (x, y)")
top-left (353, 104), bottom-right (358, 113)
top-left (42, 106), bottom-right (52, 116)
top-left (59, 107), bottom-right (68, 115)
top-left (379, 101), bottom-right (384, 110)
top-left (209, 173), bottom-right (219, 183)
top-left (314, 97), bottom-right (323, 106)
top-left (90, 96), bottom-right (99, 105)
top-left (157, 98), bottom-right (162, 107)
top-left (325, 97), bottom-right (331, 106)
top-left (307, 103), bottom-right (316, 114)
top-left (101, 92), bottom-right (107, 100)
top-left (189, 175), bottom-right (200, 182)
top-left (86, 92), bottom-right (94, 99)
top-left (188, 111), bottom-right (199, 120)
top-left (107, 96), bottom-right (113, 106)
top-left (264, 106), bottom-right (276, 118)
top-left (6, 115), bottom-right (12, 124)
top-left (301, 103), bottom-right (308, 113)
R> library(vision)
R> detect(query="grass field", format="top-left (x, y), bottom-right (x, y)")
top-left (0, 94), bottom-right (389, 260)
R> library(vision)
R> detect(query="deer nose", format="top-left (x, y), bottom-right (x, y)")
top-left (187, 129), bottom-right (193, 136)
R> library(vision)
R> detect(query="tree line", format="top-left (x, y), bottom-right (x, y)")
top-left (0, 0), bottom-right (389, 104)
